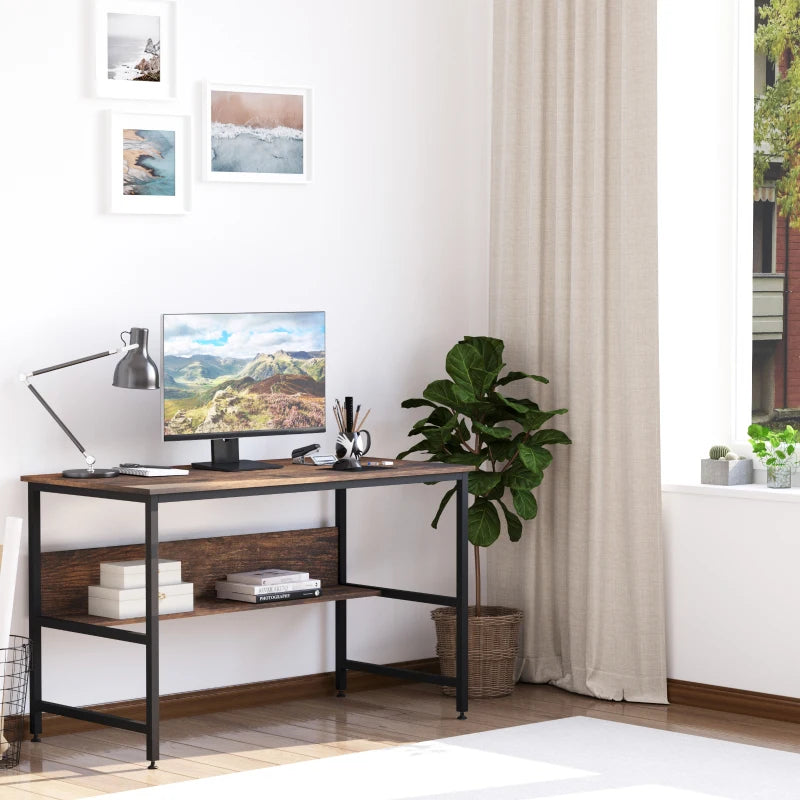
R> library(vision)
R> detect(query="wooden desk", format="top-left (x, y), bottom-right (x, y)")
top-left (21, 459), bottom-right (472, 768)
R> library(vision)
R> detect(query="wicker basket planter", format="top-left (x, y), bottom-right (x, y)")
top-left (432, 606), bottom-right (523, 698)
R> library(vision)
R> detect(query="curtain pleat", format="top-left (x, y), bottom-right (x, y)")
top-left (487, 0), bottom-right (667, 703)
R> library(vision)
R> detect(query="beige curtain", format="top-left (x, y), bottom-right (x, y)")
top-left (487, 0), bottom-right (667, 703)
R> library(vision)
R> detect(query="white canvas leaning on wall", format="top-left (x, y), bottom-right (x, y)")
top-left (203, 82), bottom-right (312, 183)
top-left (109, 112), bottom-right (190, 214)
top-left (95, 0), bottom-right (177, 100)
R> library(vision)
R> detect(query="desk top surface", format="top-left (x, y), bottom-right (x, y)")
top-left (21, 458), bottom-right (473, 497)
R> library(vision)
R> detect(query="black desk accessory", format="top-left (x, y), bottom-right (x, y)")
top-left (292, 443), bottom-right (320, 464)
top-left (20, 327), bottom-right (159, 478)
top-left (332, 396), bottom-right (373, 470)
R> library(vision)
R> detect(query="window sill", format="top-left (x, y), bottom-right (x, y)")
top-left (662, 481), bottom-right (800, 502)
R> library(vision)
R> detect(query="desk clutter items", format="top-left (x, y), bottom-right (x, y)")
top-left (118, 464), bottom-right (190, 477)
top-left (0, 518), bottom-right (28, 768)
top-left (216, 568), bottom-right (322, 604)
top-left (291, 444), bottom-right (336, 466)
top-left (88, 559), bottom-right (194, 619)
top-left (700, 444), bottom-right (753, 486)
top-left (332, 396), bottom-right (371, 470)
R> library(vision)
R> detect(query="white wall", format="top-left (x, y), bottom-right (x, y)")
top-left (658, 0), bottom-right (800, 697)
top-left (0, 0), bottom-right (492, 706)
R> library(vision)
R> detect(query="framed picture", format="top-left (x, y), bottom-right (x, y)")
top-left (203, 82), bottom-right (312, 183)
top-left (109, 113), bottom-right (190, 214)
top-left (95, 0), bottom-right (176, 100)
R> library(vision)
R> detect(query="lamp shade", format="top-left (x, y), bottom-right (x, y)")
top-left (113, 327), bottom-right (159, 389)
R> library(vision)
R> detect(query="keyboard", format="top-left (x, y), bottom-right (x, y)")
top-left (118, 465), bottom-right (190, 477)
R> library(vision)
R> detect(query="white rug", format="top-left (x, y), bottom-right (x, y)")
top-left (111, 716), bottom-right (800, 799)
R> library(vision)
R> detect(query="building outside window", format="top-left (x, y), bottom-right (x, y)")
top-left (752, 0), bottom-right (800, 424)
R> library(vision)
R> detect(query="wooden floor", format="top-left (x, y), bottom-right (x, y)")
top-left (4, 682), bottom-right (800, 798)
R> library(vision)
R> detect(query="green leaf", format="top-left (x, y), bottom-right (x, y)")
top-left (397, 440), bottom-right (430, 459)
top-left (461, 336), bottom-right (505, 383)
top-left (531, 429), bottom-right (572, 446)
top-left (517, 443), bottom-right (551, 475)
top-left (485, 438), bottom-right (518, 462)
top-left (431, 486), bottom-right (457, 529)
top-left (440, 451), bottom-right (487, 467)
top-left (468, 498), bottom-right (501, 547)
top-left (495, 392), bottom-right (533, 414)
top-left (423, 379), bottom-right (473, 410)
top-left (468, 471), bottom-right (502, 496)
top-left (472, 420), bottom-right (512, 440)
top-left (503, 460), bottom-right (543, 490)
top-left (496, 370), bottom-right (549, 387)
top-left (512, 489), bottom-right (538, 520)
top-left (401, 397), bottom-right (438, 410)
top-left (485, 481), bottom-right (505, 501)
top-left (748, 423), bottom-right (769, 439)
top-left (446, 341), bottom-right (492, 398)
top-left (498, 499), bottom-right (523, 542)
top-left (522, 408), bottom-right (567, 432)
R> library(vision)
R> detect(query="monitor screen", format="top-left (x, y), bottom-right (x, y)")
top-left (162, 312), bottom-right (325, 440)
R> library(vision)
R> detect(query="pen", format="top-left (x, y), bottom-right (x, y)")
top-left (364, 460), bottom-right (393, 466)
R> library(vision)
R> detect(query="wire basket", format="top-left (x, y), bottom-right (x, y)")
top-left (1, 636), bottom-right (31, 769)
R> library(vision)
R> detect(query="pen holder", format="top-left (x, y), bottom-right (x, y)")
top-left (334, 431), bottom-right (371, 469)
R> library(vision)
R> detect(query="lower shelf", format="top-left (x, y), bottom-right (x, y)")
top-left (51, 584), bottom-right (381, 627)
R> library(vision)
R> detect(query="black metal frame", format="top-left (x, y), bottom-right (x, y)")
top-left (26, 468), bottom-right (470, 768)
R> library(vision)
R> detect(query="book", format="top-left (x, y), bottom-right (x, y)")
top-left (225, 568), bottom-right (310, 586)
top-left (216, 579), bottom-right (321, 595)
top-left (216, 587), bottom-right (322, 604)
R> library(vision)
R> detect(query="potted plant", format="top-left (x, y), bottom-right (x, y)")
top-left (399, 335), bottom-right (570, 697)
top-left (748, 423), bottom-right (800, 488)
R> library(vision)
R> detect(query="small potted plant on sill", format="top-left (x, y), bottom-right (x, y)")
top-left (399, 335), bottom-right (570, 698)
top-left (747, 423), bottom-right (800, 488)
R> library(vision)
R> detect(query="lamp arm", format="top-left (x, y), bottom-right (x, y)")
top-left (23, 343), bottom-right (137, 379)
top-left (19, 343), bottom-right (138, 472)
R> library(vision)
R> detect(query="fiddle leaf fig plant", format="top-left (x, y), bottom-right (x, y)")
top-left (399, 336), bottom-right (570, 614)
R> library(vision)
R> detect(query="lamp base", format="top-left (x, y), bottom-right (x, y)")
top-left (62, 468), bottom-right (120, 479)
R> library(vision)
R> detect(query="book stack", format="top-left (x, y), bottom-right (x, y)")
top-left (216, 568), bottom-right (322, 604)
top-left (88, 559), bottom-right (194, 619)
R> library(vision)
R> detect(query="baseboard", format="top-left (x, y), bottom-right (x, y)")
top-left (34, 658), bottom-right (440, 736)
top-left (668, 678), bottom-right (800, 724)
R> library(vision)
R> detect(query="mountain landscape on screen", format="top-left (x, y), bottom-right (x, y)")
top-left (162, 313), bottom-right (325, 436)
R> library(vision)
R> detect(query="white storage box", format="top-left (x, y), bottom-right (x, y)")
top-left (88, 582), bottom-right (194, 619)
top-left (99, 559), bottom-right (182, 590)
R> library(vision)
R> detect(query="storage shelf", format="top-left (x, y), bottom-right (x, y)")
top-left (48, 584), bottom-right (380, 628)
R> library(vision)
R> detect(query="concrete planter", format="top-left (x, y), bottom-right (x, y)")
top-left (700, 458), bottom-right (753, 486)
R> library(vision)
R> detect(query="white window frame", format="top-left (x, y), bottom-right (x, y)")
top-left (733, 0), bottom-right (756, 452)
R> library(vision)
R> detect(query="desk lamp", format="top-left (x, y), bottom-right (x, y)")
top-left (20, 327), bottom-right (159, 478)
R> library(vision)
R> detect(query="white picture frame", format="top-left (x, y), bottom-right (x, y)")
top-left (95, 0), bottom-right (176, 100)
top-left (203, 82), bottom-right (312, 183)
top-left (109, 112), bottom-right (190, 215)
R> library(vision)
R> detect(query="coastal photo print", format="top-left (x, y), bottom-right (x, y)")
top-left (109, 113), bottom-right (189, 214)
top-left (95, 0), bottom-right (176, 99)
top-left (204, 83), bottom-right (311, 183)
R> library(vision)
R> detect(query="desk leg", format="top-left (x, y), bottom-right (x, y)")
top-left (145, 498), bottom-right (160, 769)
top-left (335, 489), bottom-right (347, 697)
top-left (28, 485), bottom-right (42, 742)
top-left (455, 476), bottom-right (469, 719)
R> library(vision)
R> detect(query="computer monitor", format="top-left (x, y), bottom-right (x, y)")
top-left (162, 311), bottom-right (325, 471)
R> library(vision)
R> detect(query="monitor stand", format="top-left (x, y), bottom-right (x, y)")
top-left (191, 438), bottom-right (283, 472)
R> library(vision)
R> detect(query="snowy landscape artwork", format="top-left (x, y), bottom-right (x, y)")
top-left (205, 84), bottom-right (310, 183)
top-left (107, 12), bottom-right (160, 81)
